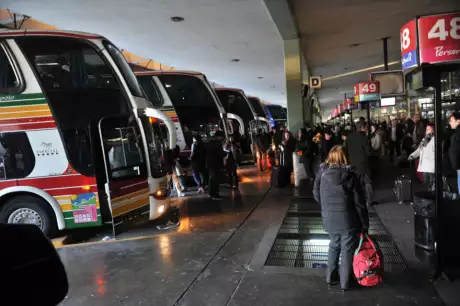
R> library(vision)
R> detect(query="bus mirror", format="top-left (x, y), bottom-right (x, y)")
top-left (0, 224), bottom-right (68, 305)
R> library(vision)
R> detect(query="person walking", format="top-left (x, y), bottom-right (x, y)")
top-left (387, 119), bottom-right (404, 162)
top-left (255, 129), bottom-right (270, 171)
top-left (320, 129), bottom-right (335, 162)
top-left (313, 145), bottom-right (369, 291)
top-left (449, 112), bottom-right (460, 193)
top-left (408, 123), bottom-right (435, 190)
top-left (370, 124), bottom-right (383, 176)
top-left (298, 128), bottom-right (316, 179)
top-left (223, 136), bottom-right (239, 189)
top-left (190, 134), bottom-right (206, 194)
top-left (206, 131), bottom-right (225, 200)
top-left (346, 121), bottom-right (370, 177)
top-left (278, 131), bottom-right (296, 188)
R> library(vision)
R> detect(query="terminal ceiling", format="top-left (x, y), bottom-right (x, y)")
top-left (4, 0), bottom-right (287, 105)
top-left (290, 0), bottom-right (460, 114)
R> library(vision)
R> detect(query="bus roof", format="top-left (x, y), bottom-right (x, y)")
top-left (0, 29), bottom-right (102, 39)
top-left (134, 70), bottom-right (204, 77)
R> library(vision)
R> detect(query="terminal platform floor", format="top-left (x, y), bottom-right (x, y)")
top-left (56, 165), bottom-right (459, 306)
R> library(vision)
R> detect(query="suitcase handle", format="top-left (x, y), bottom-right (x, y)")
top-left (355, 233), bottom-right (377, 255)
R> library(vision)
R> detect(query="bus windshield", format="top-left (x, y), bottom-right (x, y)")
top-left (16, 36), bottom-right (134, 176)
top-left (266, 105), bottom-right (286, 120)
top-left (216, 90), bottom-right (254, 124)
top-left (157, 74), bottom-right (224, 143)
top-left (248, 97), bottom-right (266, 118)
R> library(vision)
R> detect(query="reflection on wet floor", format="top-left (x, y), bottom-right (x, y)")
top-left (58, 167), bottom-right (271, 245)
top-left (57, 167), bottom-right (272, 305)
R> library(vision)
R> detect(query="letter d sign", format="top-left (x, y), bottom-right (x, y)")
top-left (309, 76), bottom-right (322, 89)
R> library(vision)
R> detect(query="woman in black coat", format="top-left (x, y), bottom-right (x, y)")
top-left (313, 145), bottom-right (369, 291)
top-left (278, 131), bottom-right (296, 188)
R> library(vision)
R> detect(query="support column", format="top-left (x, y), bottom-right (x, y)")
top-left (284, 39), bottom-right (303, 133)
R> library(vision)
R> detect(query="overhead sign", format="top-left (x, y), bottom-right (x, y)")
top-left (400, 19), bottom-right (418, 70)
top-left (343, 97), bottom-right (357, 110)
top-left (418, 12), bottom-right (460, 65)
top-left (309, 76), bottom-right (322, 89)
top-left (354, 81), bottom-right (380, 102)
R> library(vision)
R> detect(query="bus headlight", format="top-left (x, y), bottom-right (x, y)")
top-left (152, 188), bottom-right (168, 200)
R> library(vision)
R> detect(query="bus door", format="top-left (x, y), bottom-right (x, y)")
top-left (97, 116), bottom-right (150, 235)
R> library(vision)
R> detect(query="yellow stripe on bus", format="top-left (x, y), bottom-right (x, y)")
top-left (0, 110), bottom-right (52, 120)
top-left (111, 188), bottom-right (150, 204)
top-left (1, 104), bottom-right (51, 112)
top-left (112, 197), bottom-right (149, 217)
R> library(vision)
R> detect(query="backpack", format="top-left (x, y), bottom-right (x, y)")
top-left (353, 233), bottom-right (383, 286)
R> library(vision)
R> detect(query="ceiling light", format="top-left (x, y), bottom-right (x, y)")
top-left (170, 16), bottom-right (185, 22)
top-left (231, 58), bottom-right (240, 62)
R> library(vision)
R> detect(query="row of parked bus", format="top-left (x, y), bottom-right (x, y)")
top-left (0, 29), bottom-right (287, 237)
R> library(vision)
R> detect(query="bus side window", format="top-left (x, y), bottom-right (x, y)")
top-left (0, 43), bottom-right (21, 93)
top-left (0, 132), bottom-right (35, 180)
top-left (102, 126), bottom-right (145, 180)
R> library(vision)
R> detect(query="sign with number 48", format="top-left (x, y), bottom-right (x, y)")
top-left (418, 12), bottom-right (460, 65)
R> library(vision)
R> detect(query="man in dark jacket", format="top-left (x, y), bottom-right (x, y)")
top-left (346, 121), bottom-right (370, 177)
top-left (255, 129), bottom-right (270, 171)
top-left (449, 112), bottom-right (460, 193)
top-left (412, 114), bottom-right (426, 148)
top-left (206, 131), bottom-right (225, 200)
top-left (313, 162), bottom-right (369, 290)
top-left (320, 129), bottom-right (335, 162)
top-left (387, 119), bottom-right (404, 161)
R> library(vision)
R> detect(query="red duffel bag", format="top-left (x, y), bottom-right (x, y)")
top-left (353, 233), bottom-right (384, 287)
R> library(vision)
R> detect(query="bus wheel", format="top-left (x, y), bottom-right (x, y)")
top-left (0, 195), bottom-right (57, 238)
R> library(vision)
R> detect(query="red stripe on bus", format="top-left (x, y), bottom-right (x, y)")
top-left (0, 116), bottom-right (55, 125)
top-left (110, 179), bottom-right (149, 198)
top-left (16, 175), bottom-right (96, 190)
top-left (0, 180), bottom-right (18, 189)
top-left (45, 185), bottom-right (99, 197)
top-left (0, 121), bottom-right (56, 132)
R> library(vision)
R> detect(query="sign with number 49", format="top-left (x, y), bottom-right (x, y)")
top-left (354, 82), bottom-right (380, 103)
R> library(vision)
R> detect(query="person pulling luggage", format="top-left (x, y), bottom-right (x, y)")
top-left (313, 145), bottom-right (369, 291)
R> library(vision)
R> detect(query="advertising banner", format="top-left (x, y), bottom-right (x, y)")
top-left (400, 19), bottom-right (419, 70)
top-left (354, 81), bottom-right (380, 102)
top-left (418, 12), bottom-right (460, 65)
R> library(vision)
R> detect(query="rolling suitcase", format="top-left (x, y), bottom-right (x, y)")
top-left (394, 174), bottom-right (412, 204)
top-left (271, 166), bottom-right (281, 188)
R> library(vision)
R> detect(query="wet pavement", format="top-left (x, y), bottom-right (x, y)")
top-left (56, 165), bottom-right (460, 306)
top-left (58, 167), bottom-right (273, 305)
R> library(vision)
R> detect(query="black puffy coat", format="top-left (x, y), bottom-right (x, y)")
top-left (449, 126), bottom-right (460, 171)
top-left (313, 163), bottom-right (369, 234)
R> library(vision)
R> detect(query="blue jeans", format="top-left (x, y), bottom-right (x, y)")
top-left (193, 170), bottom-right (205, 188)
top-left (457, 170), bottom-right (460, 193)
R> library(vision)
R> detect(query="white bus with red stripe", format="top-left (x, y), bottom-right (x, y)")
top-left (0, 29), bottom-right (176, 237)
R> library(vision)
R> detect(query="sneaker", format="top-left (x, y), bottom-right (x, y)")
top-left (178, 192), bottom-right (185, 197)
top-left (198, 187), bottom-right (205, 194)
top-left (156, 220), bottom-right (180, 230)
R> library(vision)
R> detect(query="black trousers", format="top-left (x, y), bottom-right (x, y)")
top-left (226, 165), bottom-right (238, 187)
top-left (327, 231), bottom-right (359, 289)
top-left (388, 140), bottom-right (401, 159)
top-left (279, 165), bottom-right (293, 188)
top-left (208, 168), bottom-right (221, 197)
top-left (302, 156), bottom-right (314, 179)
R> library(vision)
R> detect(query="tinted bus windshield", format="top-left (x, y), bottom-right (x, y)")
top-left (16, 36), bottom-right (133, 176)
top-left (157, 74), bottom-right (223, 141)
top-left (248, 97), bottom-right (266, 118)
top-left (266, 105), bottom-right (286, 120)
top-left (216, 90), bottom-right (254, 124)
